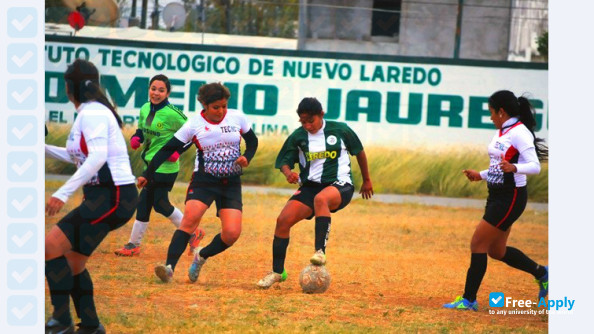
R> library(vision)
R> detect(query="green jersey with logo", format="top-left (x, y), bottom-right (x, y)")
top-left (138, 101), bottom-right (187, 174)
top-left (276, 120), bottom-right (363, 184)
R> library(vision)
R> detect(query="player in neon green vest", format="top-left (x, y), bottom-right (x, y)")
top-left (114, 74), bottom-right (204, 257)
top-left (257, 97), bottom-right (374, 289)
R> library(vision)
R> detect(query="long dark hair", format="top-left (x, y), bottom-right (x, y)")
top-left (488, 90), bottom-right (548, 160)
top-left (64, 59), bottom-right (122, 127)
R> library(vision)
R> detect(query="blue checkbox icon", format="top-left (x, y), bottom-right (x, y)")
top-left (8, 224), bottom-right (37, 254)
top-left (7, 152), bottom-right (37, 182)
top-left (7, 260), bottom-right (37, 290)
top-left (7, 116), bottom-right (38, 146)
top-left (7, 295), bottom-right (37, 326)
top-left (8, 80), bottom-right (37, 110)
top-left (8, 44), bottom-right (37, 74)
top-left (8, 8), bottom-right (38, 38)
top-left (7, 188), bottom-right (37, 218)
top-left (489, 292), bottom-right (505, 307)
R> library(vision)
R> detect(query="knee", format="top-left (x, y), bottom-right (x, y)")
top-left (488, 247), bottom-right (506, 260)
top-left (275, 215), bottom-right (292, 235)
top-left (154, 199), bottom-right (173, 216)
top-left (222, 228), bottom-right (241, 245)
top-left (313, 194), bottom-right (328, 208)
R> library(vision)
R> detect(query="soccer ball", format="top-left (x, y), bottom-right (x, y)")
top-left (299, 264), bottom-right (331, 294)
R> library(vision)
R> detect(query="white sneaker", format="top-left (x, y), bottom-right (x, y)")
top-left (155, 264), bottom-right (173, 283)
top-left (310, 249), bottom-right (326, 266)
top-left (188, 247), bottom-right (206, 283)
top-left (257, 270), bottom-right (287, 289)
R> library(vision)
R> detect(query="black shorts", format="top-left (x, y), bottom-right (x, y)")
top-left (185, 172), bottom-right (242, 212)
top-left (57, 184), bottom-right (138, 256)
top-left (483, 186), bottom-right (528, 231)
top-left (290, 180), bottom-right (355, 220)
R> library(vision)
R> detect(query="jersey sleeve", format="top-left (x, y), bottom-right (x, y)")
top-left (341, 124), bottom-right (363, 155)
top-left (511, 126), bottom-right (536, 154)
top-left (275, 133), bottom-right (299, 169)
top-left (137, 105), bottom-right (146, 131)
top-left (239, 112), bottom-right (252, 134)
top-left (170, 106), bottom-right (188, 132)
top-left (174, 116), bottom-right (197, 144)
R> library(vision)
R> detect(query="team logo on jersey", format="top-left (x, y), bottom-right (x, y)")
top-left (494, 141), bottom-right (506, 151)
top-left (306, 150), bottom-right (337, 161)
top-left (326, 135), bottom-right (337, 145)
top-left (205, 126), bottom-right (210, 131)
top-left (156, 122), bottom-right (164, 129)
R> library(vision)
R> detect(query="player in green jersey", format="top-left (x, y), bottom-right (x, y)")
top-left (257, 97), bottom-right (373, 289)
top-left (114, 74), bottom-right (204, 257)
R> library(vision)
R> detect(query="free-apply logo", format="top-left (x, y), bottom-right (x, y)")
top-left (489, 291), bottom-right (576, 312)
top-left (489, 292), bottom-right (505, 307)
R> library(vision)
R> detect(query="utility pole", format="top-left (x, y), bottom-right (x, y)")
top-left (140, 0), bottom-right (148, 29)
top-left (297, 0), bottom-right (308, 50)
top-left (453, 0), bottom-right (464, 58)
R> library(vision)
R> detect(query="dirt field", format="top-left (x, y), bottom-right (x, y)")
top-left (45, 181), bottom-right (548, 333)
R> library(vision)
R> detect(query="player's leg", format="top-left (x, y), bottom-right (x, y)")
top-left (155, 199), bottom-right (209, 283)
top-left (115, 186), bottom-right (152, 256)
top-left (257, 200), bottom-right (312, 289)
top-left (153, 172), bottom-right (184, 228)
top-left (310, 182), bottom-right (354, 265)
top-left (444, 220), bottom-right (503, 311)
top-left (45, 225), bottom-right (75, 330)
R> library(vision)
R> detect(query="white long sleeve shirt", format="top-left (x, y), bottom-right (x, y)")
top-left (47, 101), bottom-right (135, 202)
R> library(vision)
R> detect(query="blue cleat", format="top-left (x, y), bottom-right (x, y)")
top-left (188, 247), bottom-right (206, 283)
top-left (536, 266), bottom-right (548, 299)
top-left (443, 296), bottom-right (478, 311)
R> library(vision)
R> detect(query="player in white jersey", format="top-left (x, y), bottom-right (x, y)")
top-left (257, 97), bottom-right (373, 289)
top-left (143, 82), bottom-right (258, 283)
top-left (444, 90), bottom-right (548, 311)
top-left (44, 59), bottom-right (137, 334)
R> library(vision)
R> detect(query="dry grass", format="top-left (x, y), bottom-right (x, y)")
top-left (45, 180), bottom-right (548, 333)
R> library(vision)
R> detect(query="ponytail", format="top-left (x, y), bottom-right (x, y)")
top-left (517, 96), bottom-right (548, 161)
top-left (489, 90), bottom-right (548, 161)
top-left (64, 59), bottom-right (123, 128)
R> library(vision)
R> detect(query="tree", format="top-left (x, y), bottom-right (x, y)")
top-left (537, 30), bottom-right (548, 60)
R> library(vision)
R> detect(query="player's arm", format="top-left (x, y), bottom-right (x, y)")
top-left (275, 134), bottom-right (299, 184)
top-left (236, 129), bottom-right (258, 167)
top-left (143, 137), bottom-right (186, 183)
top-left (45, 144), bottom-right (75, 163)
top-left (356, 150), bottom-right (373, 199)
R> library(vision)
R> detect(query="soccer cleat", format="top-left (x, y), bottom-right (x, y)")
top-left (188, 228), bottom-right (206, 256)
top-left (74, 323), bottom-right (106, 334)
top-left (188, 248), bottom-right (207, 283)
top-left (443, 296), bottom-right (479, 311)
top-left (155, 264), bottom-right (173, 283)
top-left (114, 242), bottom-right (140, 257)
top-left (310, 249), bottom-right (326, 266)
top-left (535, 266), bottom-right (549, 299)
top-left (45, 317), bottom-right (75, 334)
top-left (257, 270), bottom-right (288, 289)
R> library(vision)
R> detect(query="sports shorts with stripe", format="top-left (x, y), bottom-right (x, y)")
top-left (56, 184), bottom-right (138, 256)
top-left (482, 186), bottom-right (528, 231)
top-left (290, 180), bottom-right (355, 220)
top-left (185, 171), bottom-right (243, 212)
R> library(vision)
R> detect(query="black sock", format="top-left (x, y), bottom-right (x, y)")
top-left (314, 216), bottom-right (331, 253)
top-left (462, 253), bottom-right (487, 303)
top-left (272, 236), bottom-right (290, 274)
top-left (46, 256), bottom-right (73, 325)
top-left (199, 233), bottom-right (230, 259)
top-left (166, 229), bottom-right (191, 271)
top-left (71, 269), bottom-right (99, 328)
top-left (500, 246), bottom-right (547, 279)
